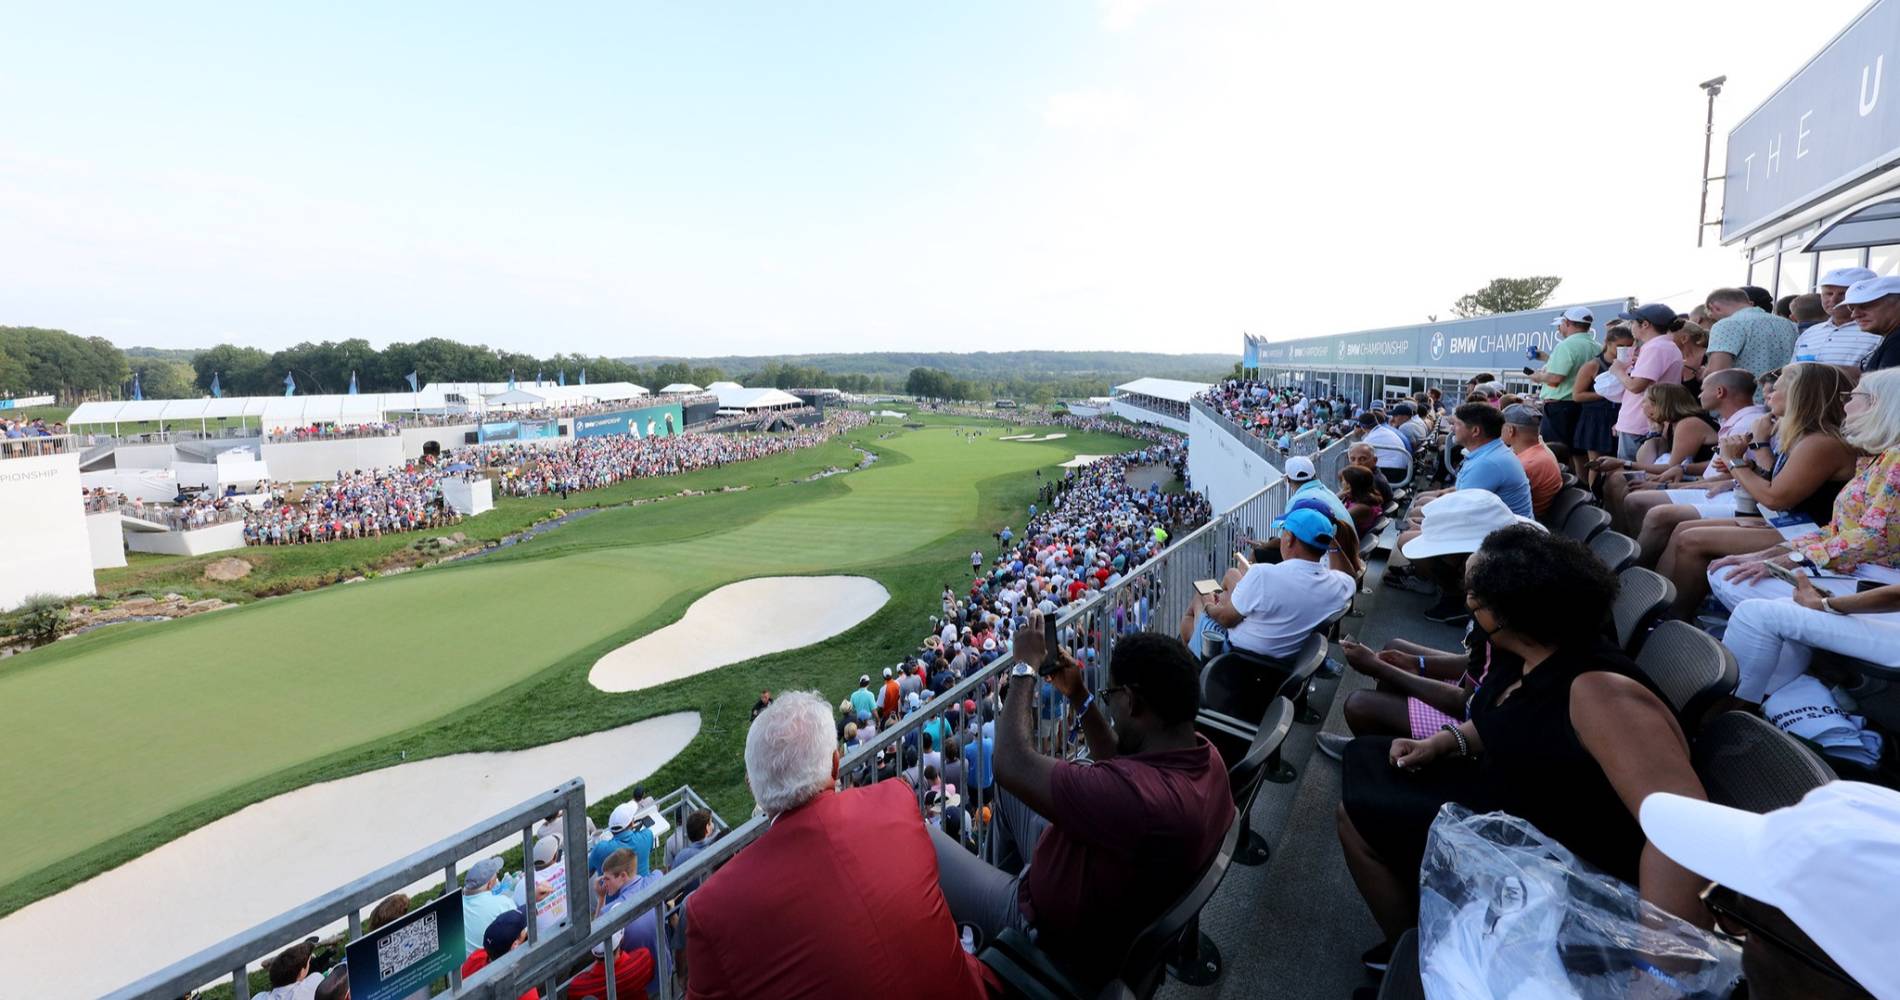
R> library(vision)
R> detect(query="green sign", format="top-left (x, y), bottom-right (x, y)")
top-left (346, 892), bottom-right (466, 1000)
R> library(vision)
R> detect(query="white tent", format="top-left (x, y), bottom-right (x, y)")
top-left (658, 382), bottom-right (702, 394)
top-left (711, 386), bottom-right (805, 411)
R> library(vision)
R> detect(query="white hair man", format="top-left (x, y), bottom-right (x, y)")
top-left (682, 691), bottom-right (989, 998)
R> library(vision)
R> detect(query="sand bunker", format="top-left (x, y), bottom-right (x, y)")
top-left (1003, 433), bottom-right (1069, 442)
top-left (0, 712), bottom-right (700, 997)
top-left (590, 576), bottom-right (890, 693)
top-left (1059, 454), bottom-right (1108, 468)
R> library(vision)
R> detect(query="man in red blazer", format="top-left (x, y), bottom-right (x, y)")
top-left (683, 691), bottom-right (993, 999)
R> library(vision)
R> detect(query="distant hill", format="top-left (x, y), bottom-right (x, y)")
top-left (617, 350), bottom-right (1236, 381)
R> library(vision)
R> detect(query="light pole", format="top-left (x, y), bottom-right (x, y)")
top-left (1698, 75), bottom-right (1727, 248)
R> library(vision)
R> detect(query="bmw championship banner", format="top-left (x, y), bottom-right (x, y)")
top-left (345, 892), bottom-right (464, 1000)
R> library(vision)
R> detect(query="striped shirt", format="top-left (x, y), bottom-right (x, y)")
top-left (1792, 319), bottom-right (1884, 368)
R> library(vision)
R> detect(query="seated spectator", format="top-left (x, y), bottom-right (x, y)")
top-left (1394, 487), bottom-right (1540, 625)
top-left (930, 622), bottom-right (1230, 988)
top-left (314, 969), bottom-right (349, 1000)
top-left (594, 847), bottom-right (667, 997)
top-left (1703, 367), bottom-right (1900, 613)
top-left (1346, 441), bottom-right (1395, 508)
top-left (514, 834), bottom-right (571, 937)
top-left (1359, 412), bottom-right (1412, 483)
top-left (683, 691), bottom-right (990, 998)
top-left (589, 801), bottom-right (656, 876)
top-left (260, 941), bottom-right (323, 1000)
top-left (459, 908), bottom-right (541, 1000)
top-left (1594, 382), bottom-right (1721, 527)
top-left (671, 809), bottom-right (714, 870)
top-left (1283, 456), bottom-right (1351, 526)
top-left (1203, 509), bottom-right (1355, 660)
top-left (1337, 525), bottom-right (1709, 972)
top-left (1424, 402), bottom-right (1533, 517)
top-left (1641, 783), bottom-right (1896, 999)
top-left (1498, 403), bottom-right (1561, 517)
top-left (1339, 465), bottom-right (1384, 539)
top-left (1318, 627), bottom-right (1489, 763)
top-left (1612, 368), bottom-right (1763, 562)
top-left (461, 857), bottom-right (518, 955)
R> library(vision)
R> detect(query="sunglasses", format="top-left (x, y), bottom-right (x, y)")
top-left (1699, 883), bottom-right (1858, 989)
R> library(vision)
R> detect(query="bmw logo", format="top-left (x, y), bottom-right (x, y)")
top-left (1430, 331), bottom-right (1445, 361)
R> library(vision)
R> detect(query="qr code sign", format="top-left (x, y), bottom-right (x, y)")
top-left (376, 911), bottom-right (438, 980)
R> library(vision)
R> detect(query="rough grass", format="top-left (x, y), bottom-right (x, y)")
top-left (0, 415), bottom-right (1147, 917)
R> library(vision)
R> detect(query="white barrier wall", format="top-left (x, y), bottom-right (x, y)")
top-left (259, 437), bottom-right (406, 482)
top-left (1107, 400), bottom-right (1190, 434)
top-left (0, 452), bottom-right (95, 609)
top-left (1188, 404), bottom-right (1284, 516)
top-left (441, 477), bottom-right (494, 516)
top-left (82, 467), bottom-right (180, 503)
top-left (87, 511), bottom-right (127, 569)
top-left (400, 424), bottom-right (479, 460)
top-left (124, 520), bottom-right (247, 556)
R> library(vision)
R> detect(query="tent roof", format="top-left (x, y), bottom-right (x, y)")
top-left (481, 389), bottom-right (548, 405)
top-left (712, 386), bottom-right (805, 409)
top-left (704, 381), bottom-right (744, 392)
top-left (1111, 377), bottom-right (1211, 404)
top-left (659, 382), bottom-right (702, 394)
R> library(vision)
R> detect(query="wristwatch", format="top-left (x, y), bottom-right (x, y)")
top-left (1009, 661), bottom-right (1036, 679)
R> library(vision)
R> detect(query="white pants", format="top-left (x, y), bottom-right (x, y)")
top-left (1708, 562), bottom-right (1900, 612)
top-left (1722, 597), bottom-right (1900, 702)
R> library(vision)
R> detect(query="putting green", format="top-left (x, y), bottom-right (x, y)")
top-left (0, 421), bottom-right (1138, 903)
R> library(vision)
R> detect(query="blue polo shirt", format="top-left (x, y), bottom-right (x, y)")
top-left (1454, 439), bottom-right (1533, 517)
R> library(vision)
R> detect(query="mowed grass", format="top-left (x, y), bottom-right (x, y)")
top-left (0, 416), bottom-right (1144, 915)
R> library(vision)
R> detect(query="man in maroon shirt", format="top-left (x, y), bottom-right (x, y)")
top-left (930, 617), bottom-right (1233, 988)
top-left (683, 692), bottom-right (991, 1000)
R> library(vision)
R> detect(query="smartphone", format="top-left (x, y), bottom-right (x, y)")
top-left (1040, 613), bottom-right (1061, 674)
top-left (1764, 562), bottom-right (1805, 586)
top-left (1521, 367), bottom-right (1535, 375)
top-left (1193, 579), bottom-right (1222, 596)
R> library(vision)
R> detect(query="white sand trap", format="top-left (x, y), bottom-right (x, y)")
top-left (996, 434), bottom-right (1036, 440)
top-left (590, 576), bottom-right (890, 693)
top-left (1005, 433), bottom-right (1069, 442)
top-left (0, 712), bottom-right (700, 998)
top-left (1059, 454), bottom-right (1108, 469)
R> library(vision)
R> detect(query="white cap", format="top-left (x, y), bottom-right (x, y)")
top-left (1640, 782), bottom-right (1900, 996)
top-left (882, 666), bottom-right (893, 679)
top-left (608, 801), bottom-right (639, 833)
top-left (1284, 456), bottom-right (1316, 482)
top-left (1844, 275), bottom-right (1900, 305)
top-left (1399, 490), bottom-right (1542, 560)
top-left (1548, 305), bottom-right (1595, 326)
top-left (1819, 266), bottom-right (1878, 289)
top-left (532, 833), bottom-right (561, 867)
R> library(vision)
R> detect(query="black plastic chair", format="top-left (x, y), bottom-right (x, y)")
top-left (1561, 503), bottom-right (1611, 543)
top-left (1543, 486), bottom-right (1591, 533)
top-left (1633, 620), bottom-right (1739, 724)
top-left (1377, 928), bottom-right (1425, 1000)
top-left (1693, 711), bottom-right (1835, 814)
top-left (1588, 529), bottom-right (1641, 574)
top-left (1610, 566), bottom-right (1676, 655)
top-left (1196, 697), bottom-right (1295, 866)
top-left (979, 809), bottom-right (1242, 998)
top-left (1201, 632), bottom-right (1329, 728)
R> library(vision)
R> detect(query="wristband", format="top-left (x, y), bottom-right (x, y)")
top-left (1416, 655), bottom-right (1427, 677)
top-left (1440, 724), bottom-right (1470, 758)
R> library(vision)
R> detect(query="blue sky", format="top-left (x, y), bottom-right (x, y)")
top-left (0, 0), bottom-right (1871, 356)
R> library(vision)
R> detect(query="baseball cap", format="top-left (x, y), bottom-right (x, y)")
top-left (1400, 490), bottom-right (1542, 560)
top-left (1500, 403), bottom-right (1541, 427)
top-left (858, 674), bottom-right (870, 686)
top-left (1616, 302), bottom-right (1679, 328)
top-left (608, 802), bottom-right (639, 833)
top-left (483, 908), bottom-right (529, 959)
top-left (1391, 402), bottom-right (1415, 417)
top-left (463, 856), bottom-right (504, 890)
top-left (1548, 305), bottom-right (1595, 326)
top-left (1819, 266), bottom-right (1878, 289)
top-left (532, 833), bottom-right (561, 867)
top-left (1283, 456), bottom-right (1316, 482)
top-left (1274, 508), bottom-right (1334, 549)
top-left (1640, 782), bottom-right (1900, 997)
top-left (1843, 275), bottom-right (1900, 305)
top-left (882, 667), bottom-right (893, 679)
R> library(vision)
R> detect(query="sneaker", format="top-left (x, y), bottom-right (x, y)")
top-left (1317, 732), bottom-right (1352, 761)
top-left (1382, 570), bottom-right (1436, 595)
top-left (1423, 601), bottom-right (1469, 625)
top-left (1361, 940), bottom-right (1394, 974)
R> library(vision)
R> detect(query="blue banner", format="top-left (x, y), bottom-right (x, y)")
top-left (479, 418), bottom-right (559, 443)
top-left (573, 402), bottom-right (684, 439)
top-left (1255, 300), bottom-right (1628, 373)
top-left (345, 892), bottom-right (464, 1000)
top-left (1721, 0), bottom-right (1900, 241)
top-left (1241, 334), bottom-right (1259, 368)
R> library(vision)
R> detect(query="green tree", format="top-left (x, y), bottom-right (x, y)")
top-left (0, 343), bottom-right (26, 395)
top-left (192, 344), bottom-right (273, 395)
top-left (131, 360), bottom-right (198, 399)
top-left (1452, 276), bottom-right (1563, 318)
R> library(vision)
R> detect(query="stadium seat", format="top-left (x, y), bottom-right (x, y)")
top-left (1204, 697), bottom-right (1294, 866)
top-left (1200, 632), bottom-right (1329, 728)
top-left (1359, 517), bottom-right (1390, 559)
top-left (979, 809), bottom-right (1241, 998)
top-left (1560, 503), bottom-right (1611, 543)
top-left (1693, 711), bottom-right (1836, 814)
top-left (1542, 487), bottom-right (1590, 533)
top-left (1376, 928), bottom-right (1425, 1000)
top-left (1811, 650), bottom-right (1900, 734)
top-left (1610, 567), bottom-right (1675, 655)
top-left (1587, 530), bottom-right (1640, 574)
top-left (1633, 620), bottom-right (1738, 723)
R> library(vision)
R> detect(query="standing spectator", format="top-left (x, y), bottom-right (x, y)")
top-left (683, 692), bottom-right (990, 999)
top-left (590, 801), bottom-right (657, 875)
top-left (880, 667), bottom-right (902, 718)
top-left (1610, 304), bottom-right (1686, 461)
top-left (1498, 404), bottom-right (1561, 518)
top-left (1533, 306), bottom-right (1597, 455)
top-left (1705, 286), bottom-right (1799, 389)
top-left (1849, 276), bottom-right (1900, 371)
top-left (750, 690), bottom-right (772, 720)
top-left (849, 675), bottom-right (877, 721)
top-left (1794, 266), bottom-right (1881, 367)
top-left (930, 625), bottom-right (1230, 991)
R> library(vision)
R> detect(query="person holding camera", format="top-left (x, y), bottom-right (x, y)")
top-left (927, 614), bottom-right (1229, 991)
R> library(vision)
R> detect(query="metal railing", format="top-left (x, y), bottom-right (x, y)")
top-left (0, 433), bottom-right (77, 460)
top-left (1189, 396), bottom-right (1285, 471)
top-left (1313, 434), bottom-right (1354, 488)
top-left (109, 478), bottom-right (1290, 1000)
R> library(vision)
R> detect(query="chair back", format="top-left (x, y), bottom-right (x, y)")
top-left (1561, 503), bottom-right (1611, 543)
top-left (1376, 928), bottom-right (1425, 1000)
top-left (1610, 566), bottom-right (1676, 654)
top-left (1693, 711), bottom-right (1835, 813)
top-left (1227, 698), bottom-right (1295, 814)
top-left (1588, 530), bottom-right (1641, 574)
top-left (1200, 633), bottom-right (1327, 726)
top-left (1634, 619), bottom-right (1739, 722)
top-left (1543, 487), bottom-right (1590, 532)
top-left (1121, 808), bottom-right (1241, 996)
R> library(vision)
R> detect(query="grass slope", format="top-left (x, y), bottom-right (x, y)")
top-left (0, 415), bottom-right (1144, 915)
